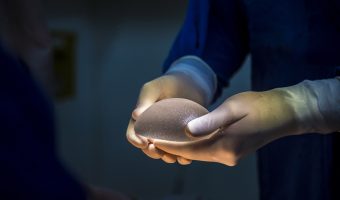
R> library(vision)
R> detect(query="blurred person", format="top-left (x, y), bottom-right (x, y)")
top-left (127, 0), bottom-right (340, 200)
top-left (0, 0), bottom-right (130, 199)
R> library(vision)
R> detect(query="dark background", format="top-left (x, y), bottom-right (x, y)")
top-left (45, 0), bottom-right (258, 199)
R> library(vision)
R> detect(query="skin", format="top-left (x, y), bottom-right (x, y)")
top-left (151, 89), bottom-right (303, 166)
top-left (127, 73), bottom-right (206, 164)
top-left (127, 72), bottom-right (300, 166)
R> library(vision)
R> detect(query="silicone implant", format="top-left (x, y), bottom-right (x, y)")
top-left (134, 98), bottom-right (210, 142)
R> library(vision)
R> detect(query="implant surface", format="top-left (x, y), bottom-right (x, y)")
top-left (134, 98), bottom-right (209, 142)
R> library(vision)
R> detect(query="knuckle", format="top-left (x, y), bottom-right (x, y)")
top-left (143, 150), bottom-right (161, 159)
top-left (126, 130), bottom-right (132, 140)
top-left (223, 102), bottom-right (236, 119)
top-left (126, 134), bottom-right (136, 145)
top-left (215, 141), bottom-right (240, 166)
top-left (219, 150), bottom-right (239, 166)
top-left (126, 131), bottom-right (143, 148)
top-left (226, 159), bottom-right (238, 167)
top-left (223, 152), bottom-right (238, 164)
top-left (142, 82), bottom-right (153, 90)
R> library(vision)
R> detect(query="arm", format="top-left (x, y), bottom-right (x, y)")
top-left (163, 0), bottom-right (249, 101)
top-left (152, 77), bottom-right (340, 166)
top-left (127, 0), bottom-right (250, 163)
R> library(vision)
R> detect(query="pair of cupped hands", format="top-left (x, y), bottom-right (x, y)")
top-left (126, 73), bottom-right (306, 166)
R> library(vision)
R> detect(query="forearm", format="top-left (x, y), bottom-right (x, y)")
top-left (163, 0), bottom-right (249, 102)
top-left (166, 56), bottom-right (217, 106)
top-left (168, 57), bottom-right (340, 134)
top-left (277, 78), bottom-right (340, 134)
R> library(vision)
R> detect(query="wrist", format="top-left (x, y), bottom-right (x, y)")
top-left (263, 89), bottom-right (304, 136)
top-left (164, 72), bottom-right (207, 107)
top-left (275, 80), bottom-right (333, 135)
top-left (166, 56), bottom-right (217, 106)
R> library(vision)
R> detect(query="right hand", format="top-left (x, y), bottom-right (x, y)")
top-left (126, 72), bottom-right (206, 165)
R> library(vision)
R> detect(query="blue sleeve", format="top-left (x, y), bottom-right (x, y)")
top-left (163, 0), bottom-right (249, 99)
top-left (0, 45), bottom-right (86, 200)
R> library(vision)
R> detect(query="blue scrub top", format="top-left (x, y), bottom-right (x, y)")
top-left (0, 44), bottom-right (86, 199)
top-left (164, 0), bottom-right (340, 199)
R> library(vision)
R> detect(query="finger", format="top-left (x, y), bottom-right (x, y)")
top-left (153, 140), bottom-right (198, 160)
top-left (132, 82), bottom-right (161, 120)
top-left (141, 143), bottom-right (164, 159)
top-left (154, 139), bottom-right (221, 164)
top-left (187, 102), bottom-right (242, 137)
top-left (126, 120), bottom-right (148, 149)
top-left (161, 153), bottom-right (177, 164)
top-left (177, 157), bottom-right (192, 165)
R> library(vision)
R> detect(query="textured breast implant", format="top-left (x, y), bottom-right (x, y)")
top-left (134, 98), bottom-right (208, 142)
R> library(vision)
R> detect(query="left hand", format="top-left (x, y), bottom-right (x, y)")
top-left (152, 89), bottom-right (303, 166)
top-left (127, 73), bottom-right (206, 165)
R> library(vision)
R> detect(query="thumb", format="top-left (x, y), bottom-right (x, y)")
top-left (132, 83), bottom-right (160, 120)
top-left (187, 103), bottom-right (239, 137)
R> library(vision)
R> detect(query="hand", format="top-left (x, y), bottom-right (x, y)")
top-left (126, 73), bottom-right (206, 164)
top-left (152, 89), bottom-right (303, 166)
